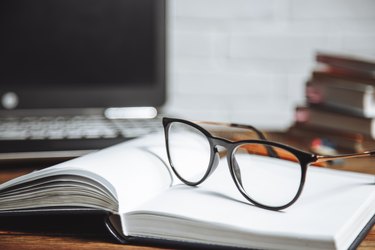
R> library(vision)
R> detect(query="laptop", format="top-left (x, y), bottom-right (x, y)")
top-left (0, 0), bottom-right (166, 163)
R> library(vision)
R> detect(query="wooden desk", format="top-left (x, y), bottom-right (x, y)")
top-left (0, 134), bottom-right (374, 250)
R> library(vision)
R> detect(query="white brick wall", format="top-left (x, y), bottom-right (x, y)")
top-left (163, 0), bottom-right (375, 130)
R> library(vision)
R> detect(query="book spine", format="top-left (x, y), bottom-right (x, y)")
top-left (306, 80), bottom-right (375, 117)
top-left (320, 64), bottom-right (375, 80)
top-left (313, 70), bottom-right (375, 86)
top-left (316, 53), bottom-right (375, 74)
top-left (105, 214), bottom-right (129, 243)
top-left (295, 106), bottom-right (375, 139)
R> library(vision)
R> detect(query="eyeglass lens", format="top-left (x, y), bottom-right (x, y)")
top-left (167, 122), bottom-right (211, 183)
top-left (233, 144), bottom-right (302, 207)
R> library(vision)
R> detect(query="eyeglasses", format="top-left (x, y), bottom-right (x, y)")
top-left (162, 117), bottom-right (375, 211)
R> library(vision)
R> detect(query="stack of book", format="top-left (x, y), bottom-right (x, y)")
top-left (289, 53), bottom-right (375, 153)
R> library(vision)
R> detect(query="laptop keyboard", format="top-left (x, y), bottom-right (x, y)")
top-left (0, 115), bottom-right (162, 154)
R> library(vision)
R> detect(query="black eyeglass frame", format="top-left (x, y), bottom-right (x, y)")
top-left (162, 117), bottom-right (375, 211)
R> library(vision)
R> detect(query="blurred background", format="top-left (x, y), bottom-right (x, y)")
top-left (164, 0), bottom-right (375, 130)
top-left (1, 0), bottom-right (375, 162)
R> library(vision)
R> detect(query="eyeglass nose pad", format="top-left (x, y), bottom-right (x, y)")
top-left (232, 157), bottom-right (243, 187)
top-left (207, 148), bottom-right (220, 176)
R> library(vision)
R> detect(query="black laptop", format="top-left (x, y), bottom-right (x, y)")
top-left (0, 0), bottom-right (166, 162)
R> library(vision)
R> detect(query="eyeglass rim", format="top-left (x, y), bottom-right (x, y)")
top-left (163, 117), bottom-right (217, 186)
top-left (162, 117), bottom-right (317, 210)
top-left (228, 146), bottom-right (307, 210)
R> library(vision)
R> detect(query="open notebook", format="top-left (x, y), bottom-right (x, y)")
top-left (0, 133), bottom-right (374, 250)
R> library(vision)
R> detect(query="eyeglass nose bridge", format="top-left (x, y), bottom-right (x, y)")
top-left (207, 138), bottom-right (242, 181)
top-left (211, 137), bottom-right (232, 148)
top-left (204, 138), bottom-right (231, 178)
top-left (211, 137), bottom-right (245, 188)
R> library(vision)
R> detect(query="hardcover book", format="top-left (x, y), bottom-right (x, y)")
top-left (316, 53), bottom-right (375, 80)
top-left (0, 133), bottom-right (374, 250)
top-left (306, 78), bottom-right (375, 117)
top-left (295, 106), bottom-right (375, 139)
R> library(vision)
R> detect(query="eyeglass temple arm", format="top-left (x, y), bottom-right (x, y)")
top-left (315, 150), bottom-right (375, 163)
top-left (230, 123), bottom-right (269, 140)
top-left (231, 123), bottom-right (281, 158)
top-left (197, 121), bottom-right (268, 140)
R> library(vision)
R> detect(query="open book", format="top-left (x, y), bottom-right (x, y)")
top-left (0, 133), bottom-right (374, 250)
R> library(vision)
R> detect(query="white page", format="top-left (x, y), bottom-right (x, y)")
top-left (49, 133), bottom-right (173, 213)
top-left (126, 158), bottom-right (375, 250)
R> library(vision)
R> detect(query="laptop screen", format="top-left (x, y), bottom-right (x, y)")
top-left (0, 0), bottom-right (165, 110)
